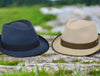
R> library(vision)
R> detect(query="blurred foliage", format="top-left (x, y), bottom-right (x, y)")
top-left (42, 23), bottom-right (53, 30)
top-left (0, 5), bottom-right (56, 33)
top-left (0, 0), bottom-right (100, 7)
top-left (87, 69), bottom-right (100, 76)
top-left (0, 56), bottom-right (24, 65)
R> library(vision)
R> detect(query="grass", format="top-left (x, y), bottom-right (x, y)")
top-left (71, 59), bottom-right (100, 64)
top-left (42, 24), bottom-right (53, 30)
top-left (71, 59), bottom-right (82, 63)
top-left (82, 61), bottom-right (100, 64)
top-left (87, 69), bottom-right (100, 76)
top-left (48, 5), bottom-right (63, 8)
top-left (1, 68), bottom-right (100, 76)
top-left (52, 58), bottom-right (66, 63)
top-left (54, 66), bottom-right (74, 76)
top-left (37, 32), bottom-right (61, 36)
top-left (41, 54), bottom-right (57, 57)
top-left (0, 56), bottom-right (24, 66)
top-left (0, 65), bottom-right (100, 76)
top-left (0, 5), bottom-right (57, 34)
top-left (0, 66), bottom-right (74, 76)
top-left (94, 65), bottom-right (100, 68)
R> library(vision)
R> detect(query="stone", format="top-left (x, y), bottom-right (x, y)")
top-left (40, 7), bottom-right (62, 14)
top-left (34, 26), bottom-right (43, 32)
top-left (51, 25), bottom-right (65, 32)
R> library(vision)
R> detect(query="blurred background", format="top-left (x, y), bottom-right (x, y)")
top-left (0, 0), bottom-right (100, 76)
top-left (0, 0), bottom-right (100, 35)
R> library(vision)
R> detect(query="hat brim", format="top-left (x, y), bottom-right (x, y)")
top-left (0, 35), bottom-right (49, 57)
top-left (51, 34), bottom-right (100, 56)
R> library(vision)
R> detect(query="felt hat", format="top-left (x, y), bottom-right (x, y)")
top-left (51, 19), bottom-right (100, 56)
top-left (0, 20), bottom-right (49, 57)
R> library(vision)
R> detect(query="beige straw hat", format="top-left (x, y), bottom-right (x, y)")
top-left (51, 19), bottom-right (100, 56)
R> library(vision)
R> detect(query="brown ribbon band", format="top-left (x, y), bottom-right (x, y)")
top-left (61, 38), bottom-right (99, 49)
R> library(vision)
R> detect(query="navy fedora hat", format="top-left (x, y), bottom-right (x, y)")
top-left (0, 20), bottom-right (49, 57)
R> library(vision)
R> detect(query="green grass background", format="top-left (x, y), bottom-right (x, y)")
top-left (0, 5), bottom-right (60, 35)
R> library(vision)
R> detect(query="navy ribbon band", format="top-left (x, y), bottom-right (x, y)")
top-left (1, 40), bottom-right (40, 51)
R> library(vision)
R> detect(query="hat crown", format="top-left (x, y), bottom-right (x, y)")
top-left (1, 20), bottom-right (39, 45)
top-left (10, 22), bottom-right (29, 29)
top-left (61, 19), bottom-right (98, 44)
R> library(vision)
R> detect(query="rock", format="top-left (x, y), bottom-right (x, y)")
top-left (71, 9), bottom-right (84, 17)
top-left (40, 7), bottom-right (62, 14)
top-left (93, 8), bottom-right (100, 18)
top-left (51, 25), bottom-right (65, 32)
top-left (34, 26), bottom-right (43, 32)
top-left (96, 23), bottom-right (100, 34)
top-left (34, 26), bottom-right (49, 32)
